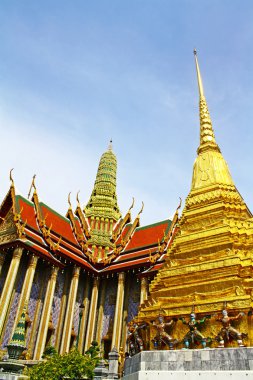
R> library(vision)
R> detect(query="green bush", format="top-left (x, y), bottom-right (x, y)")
top-left (24, 347), bottom-right (99, 380)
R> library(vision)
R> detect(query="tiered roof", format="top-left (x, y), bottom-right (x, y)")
top-left (0, 179), bottom-right (178, 276)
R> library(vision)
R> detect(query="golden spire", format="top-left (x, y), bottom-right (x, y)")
top-left (193, 49), bottom-right (220, 154)
top-left (84, 143), bottom-right (121, 221)
top-left (191, 50), bottom-right (234, 190)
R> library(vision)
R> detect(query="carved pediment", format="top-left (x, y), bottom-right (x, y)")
top-left (0, 210), bottom-right (17, 244)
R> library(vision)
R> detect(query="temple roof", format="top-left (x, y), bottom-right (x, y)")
top-left (0, 184), bottom-right (175, 275)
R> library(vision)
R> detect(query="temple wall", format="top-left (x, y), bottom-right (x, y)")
top-left (0, 253), bottom-right (11, 295)
top-left (127, 277), bottom-right (140, 322)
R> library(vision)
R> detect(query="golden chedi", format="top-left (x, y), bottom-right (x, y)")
top-left (138, 51), bottom-right (253, 347)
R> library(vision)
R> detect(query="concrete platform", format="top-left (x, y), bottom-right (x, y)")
top-left (123, 348), bottom-right (253, 380)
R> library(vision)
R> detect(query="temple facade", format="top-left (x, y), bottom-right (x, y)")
top-left (0, 144), bottom-right (177, 360)
top-left (0, 51), bottom-right (252, 360)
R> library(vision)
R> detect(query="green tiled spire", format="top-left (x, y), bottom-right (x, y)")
top-left (85, 141), bottom-right (121, 221)
top-left (7, 305), bottom-right (26, 359)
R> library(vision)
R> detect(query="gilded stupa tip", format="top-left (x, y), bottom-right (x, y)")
top-left (193, 49), bottom-right (204, 99)
top-left (193, 50), bottom-right (219, 154)
top-left (108, 139), bottom-right (113, 151)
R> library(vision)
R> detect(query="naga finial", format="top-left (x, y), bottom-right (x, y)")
top-left (9, 168), bottom-right (14, 188)
top-left (28, 174), bottom-right (36, 199)
top-left (128, 197), bottom-right (135, 213)
top-left (138, 201), bottom-right (144, 216)
top-left (68, 192), bottom-right (72, 209)
top-left (76, 191), bottom-right (81, 207)
top-left (177, 197), bottom-right (182, 211)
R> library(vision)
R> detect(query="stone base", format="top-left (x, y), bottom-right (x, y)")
top-left (0, 360), bottom-right (28, 380)
top-left (123, 348), bottom-right (253, 380)
top-left (0, 375), bottom-right (28, 380)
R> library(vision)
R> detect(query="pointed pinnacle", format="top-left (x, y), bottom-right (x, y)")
top-left (193, 48), bottom-right (205, 98)
top-left (193, 51), bottom-right (219, 153)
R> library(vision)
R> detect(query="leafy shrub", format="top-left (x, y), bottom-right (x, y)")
top-left (24, 347), bottom-right (99, 380)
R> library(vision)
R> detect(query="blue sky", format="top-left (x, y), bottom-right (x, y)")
top-left (0, 1), bottom-right (253, 225)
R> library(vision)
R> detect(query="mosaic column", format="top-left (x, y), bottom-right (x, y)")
top-left (84, 277), bottom-right (100, 351)
top-left (12, 254), bottom-right (38, 334)
top-left (95, 279), bottom-right (106, 344)
top-left (0, 252), bottom-right (5, 276)
top-left (26, 282), bottom-right (45, 359)
top-left (140, 276), bottom-right (149, 304)
top-left (111, 272), bottom-right (125, 351)
top-left (60, 265), bottom-right (80, 354)
top-left (54, 270), bottom-right (70, 351)
top-left (78, 277), bottom-right (91, 353)
top-left (0, 247), bottom-right (23, 336)
top-left (33, 266), bottom-right (59, 360)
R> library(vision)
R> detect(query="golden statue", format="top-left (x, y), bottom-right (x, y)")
top-left (151, 315), bottom-right (177, 350)
top-left (215, 309), bottom-right (247, 348)
top-left (127, 321), bottom-right (146, 355)
top-left (179, 312), bottom-right (211, 349)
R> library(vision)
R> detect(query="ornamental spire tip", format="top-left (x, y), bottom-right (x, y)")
top-left (108, 139), bottom-right (113, 151)
top-left (194, 48), bottom-right (204, 98)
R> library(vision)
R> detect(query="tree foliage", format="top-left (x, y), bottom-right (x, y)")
top-left (24, 345), bottom-right (100, 380)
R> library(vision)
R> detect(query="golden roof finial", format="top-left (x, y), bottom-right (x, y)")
top-left (128, 197), bottom-right (135, 213)
top-left (138, 201), bottom-right (144, 216)
top-left (9, 168), bottom-right (14, 188)
top-left (28, 174), bottom-right (36, 199)
top-left (193, 49), bottom-right (219, 154)
top-left (76, 191), bottom-right (81, 207)
top-left (68, 192), bottom-right (72, 210)
top-left (108, 139), bottom-right (113, 151)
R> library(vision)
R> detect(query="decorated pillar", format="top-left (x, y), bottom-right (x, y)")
top-left (78, 277), bottom-right (91, 353)
top-left (111, 272), bottom-right (125, 351)
top-left (26, 280), bottom-right (45, 359)
top-left (0, 247), bottom-right (23, 336)
top-left (54, 270), bottom-right (70, 351)
top-left (140, 276), bottom-right (149, 304)
top-left (95, 279), bottom-right (106, 343)
top-left (33, 266), bottom-right (59, 360)
top-left (60, 265), bottom-right (80, 354)
top-left (84, 277), bottom-right (100, 351)
top-left (12, 254), bottom-right (38, 333)
top-left (0, 252), bottom-right (5, 275)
